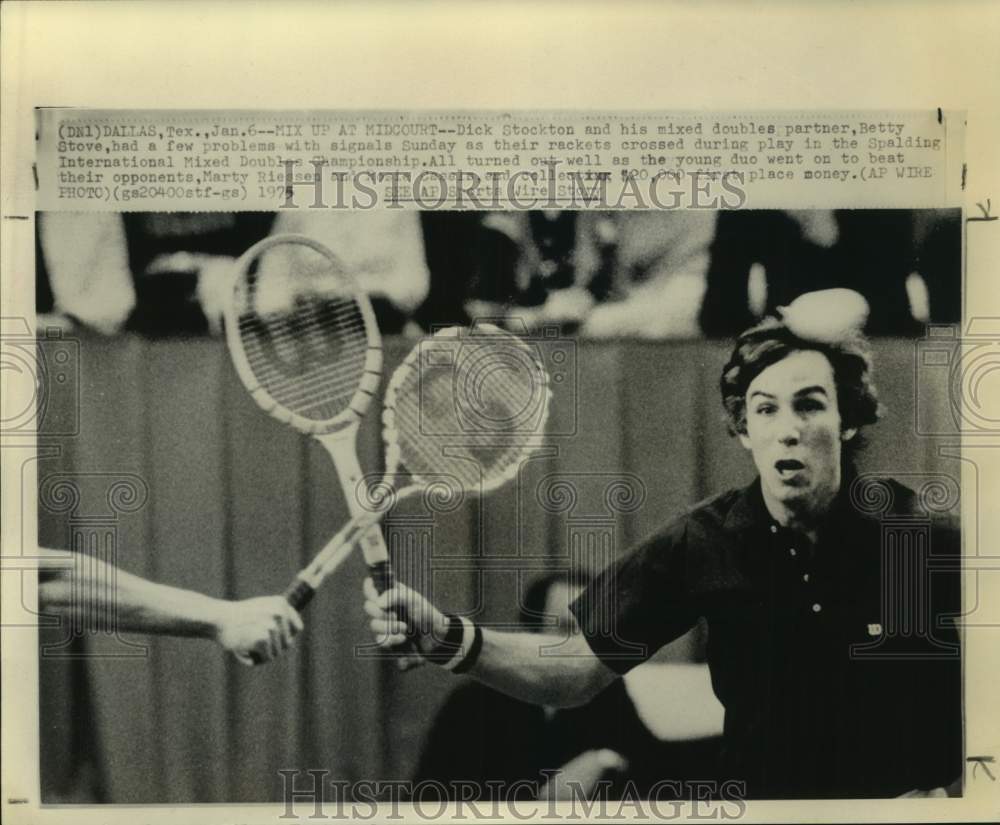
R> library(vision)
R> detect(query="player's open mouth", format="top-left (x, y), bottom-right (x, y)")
top-left (775, 459), bottom-right (805, 477)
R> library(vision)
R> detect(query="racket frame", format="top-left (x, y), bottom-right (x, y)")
top-left (382, 323), bottom-right (550, 496)
top-left (223, 233), bottom-right (393, 608)
top-left (308, 324), bottom-right (552, 585)
top-left (224, 233), bottom-right (384, 437)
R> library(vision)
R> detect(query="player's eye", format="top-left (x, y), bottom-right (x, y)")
top-left (796, 398), bottom-right (826, 413)
top-left (754, 403), bottom-right (777, 416)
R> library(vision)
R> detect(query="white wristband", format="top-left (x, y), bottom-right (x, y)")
top-left (439, 616), bottom-right (475, 671)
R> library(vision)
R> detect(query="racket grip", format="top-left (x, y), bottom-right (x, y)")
top-left (284, 578), bottom-right (316, 612)
top-left (369, 560), bottom-right (395, 594)
top-left (247, 578), bottom-right (315, 666)
top-left (369, 560), bottom-right (422, 659)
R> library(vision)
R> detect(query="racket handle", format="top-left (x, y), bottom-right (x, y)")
top-left (369, 560), bottom-right (422, 661)
top-left (369, 560), bottom-right (395, 594)
top-left (246, 579), bottom-right (315, 666)
top-left (284, 578), bottom-right (317, 612)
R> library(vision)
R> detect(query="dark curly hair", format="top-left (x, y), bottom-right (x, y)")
top-left (720, 318), bottom-right (882, 445)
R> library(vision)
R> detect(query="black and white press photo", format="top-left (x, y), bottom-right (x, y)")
top-left (31, 202), bottom-right (965, 807)
top-left (4, 4), bottom-right (1000, 823)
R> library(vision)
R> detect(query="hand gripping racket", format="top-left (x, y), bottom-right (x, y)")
top-left (295, 323), bottom-right (553, 585)
top-left (224, 233), bottom-right (398, 615)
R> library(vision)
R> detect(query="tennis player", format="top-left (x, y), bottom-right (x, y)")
top-left (364, 294), bottom-right (962, 799)
top-left (38, 547), bottom-right (303, 664)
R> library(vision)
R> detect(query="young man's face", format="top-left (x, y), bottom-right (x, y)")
top-left (739, 349), bottom-right (856, 522)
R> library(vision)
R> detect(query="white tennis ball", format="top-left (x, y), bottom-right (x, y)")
top-left (778, 288), bottom-right (869, 343)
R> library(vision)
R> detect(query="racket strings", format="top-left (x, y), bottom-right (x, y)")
top-left (256, 365), bottom-right (368, 419)
top-left (389, 350), bottom-right (547, 490)
top-left (238, 245), bottom-right (365, 325)
top-left (245, 352), bottom-right (369, 418)
top-left (238, 277), bottom-right (371, 418)
top-left (458, 366), bottom-right (540, 430)
top-left (238, 290), bottom-right (367, 339)
top-left (240, 320), bottom-right (369, 416)
top-left (240, 321), bottom-right (369, 401)
top-left (411, 343), bottom-right (545, 427)
top-left (436, 345), bottom-right (546, 437)
top-left (393, 414), bottom-right (530, 489)
top-left (457, 339), bottom-right (544, 405)
top-left (238, 276), bottom-right (366, 348)
top-left (239, 311), bottom-right (367, 374)
top-left (307, 326), bottom-right (551, 587)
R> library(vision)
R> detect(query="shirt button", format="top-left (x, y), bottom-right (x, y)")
top-left (770, 525), bottom-right (778, 534)
top-left (789, 548), bottom-right (797, 557)
top-left (803, 573), bottom-right (810, 582)
top-left (812, 603), bottom-right (822, 613)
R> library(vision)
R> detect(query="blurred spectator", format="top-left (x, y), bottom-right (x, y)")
top-left (699, 210), bottom-right (837, 337)
top-left (37, 211), bottom-right (429, 337)
top-left (121, 213), bottom-right (275, 336)
top-left (448, 210), bottom-right (718, 338)
top-left (413, 572), bottom-right (721, 800)
top-left (38, 213), bottom-right (137, 335)
top-left (828, 210), bottom-right (924, 335)
top-left (911, 208), bottom-right (961, 325)
top-left (699, 209), bottom-right (959, 337)
top-left (463, 211), bottom-right (601, 333)
top-left (424, 210), bottom-right (720, 339)
top-left (413, 211), bottom-right (482, 330)
top-left (576, 211), bottom-right (719, 339)
top-left (267, 210), bottom-right (429, 335)
top-left (38, 209), bottom-right (957, 340)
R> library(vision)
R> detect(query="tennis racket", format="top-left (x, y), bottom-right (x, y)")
top-left (224, 233), bottom-right (397, 617)
top-left (292, 323), bottom-right (553, 587)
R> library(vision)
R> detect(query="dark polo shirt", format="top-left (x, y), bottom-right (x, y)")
top-left (571, 475), bottom-right (962, 799)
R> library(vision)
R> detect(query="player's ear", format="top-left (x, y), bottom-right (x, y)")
top-left (841, 427), bottom-right (857, 442)
top-left (738, 431), bottom-right (752, 450)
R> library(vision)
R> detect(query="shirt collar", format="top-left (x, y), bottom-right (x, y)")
top-left (723, 468), bottom-right (866, 537)
top-left (723, 477), bottom-right (771, 535)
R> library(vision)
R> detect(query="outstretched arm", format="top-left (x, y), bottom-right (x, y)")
top-left (38, 549), bottom-right (302, 664)
top-left (363, 578), bottom-right (617, 708)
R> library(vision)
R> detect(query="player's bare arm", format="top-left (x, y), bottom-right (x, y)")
top-left (38, 547), bottom-right (302, 664)
top-left (363, 578), bottom-right (617, 708)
